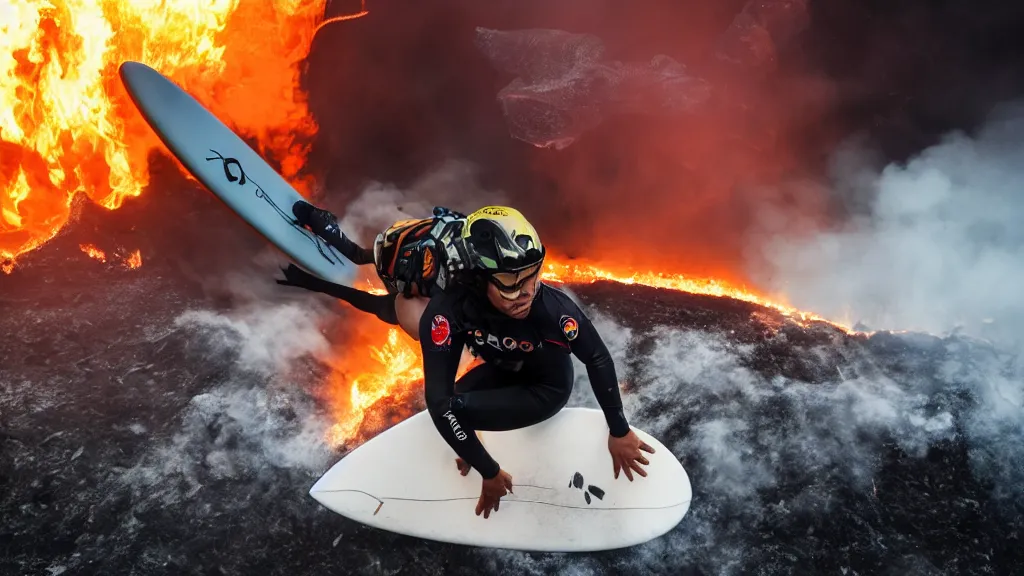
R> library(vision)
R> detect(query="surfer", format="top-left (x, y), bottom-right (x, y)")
top-left (278, 202), bottom-right (654, 519)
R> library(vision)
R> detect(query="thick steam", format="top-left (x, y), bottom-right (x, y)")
top-left (119, 290), bottom-right (340, 509)
top-left (754, 101), bottom-right (1024, 345)
top-left (484, 305), bottom-right (1018, 573)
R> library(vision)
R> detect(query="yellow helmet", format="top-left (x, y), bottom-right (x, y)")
top-left (458, 206), bottom-right (545, 297)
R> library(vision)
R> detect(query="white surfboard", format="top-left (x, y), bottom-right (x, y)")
top-left (117, 61), bottom-right (357, 286)
top-left (309, 408), bottom-right (692, 552)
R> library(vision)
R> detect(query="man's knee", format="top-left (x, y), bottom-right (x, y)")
top-left (539, 385), bottom-right (572, 421)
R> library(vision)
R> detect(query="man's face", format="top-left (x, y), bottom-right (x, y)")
top-left (486, 271), bottom-right (541, 320)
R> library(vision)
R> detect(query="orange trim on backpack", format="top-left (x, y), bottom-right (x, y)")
top-left (387, 219), bottom-right (432, 277)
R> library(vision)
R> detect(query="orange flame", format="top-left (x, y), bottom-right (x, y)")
top-left (540, 257), bottom-right (851, 330)
top-left (322, 317), bottom-right (481, 448)
top-left (1, 0), bottom-right (329, 272)
top-left (123, 248), bottom-right (141, 269)
top-left (79, 243), bottom-right (106, 261)
top-left (324, 326), bottom-right (425, 446)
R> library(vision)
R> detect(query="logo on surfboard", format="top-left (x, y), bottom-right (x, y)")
top-left (202, 148), bottom-right (347, 268)
top-left (568, 471), bottom-right (605, 505)
top-left (206, 150), bottom-right (247, 185)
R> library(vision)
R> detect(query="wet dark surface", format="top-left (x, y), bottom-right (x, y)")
top-left (2, 177), bottom-right (1022, 575)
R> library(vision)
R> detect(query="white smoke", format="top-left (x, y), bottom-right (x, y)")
top-left (334, 159), bottom-right (510, 247)
top-left (119, 295), bottom-right (339, 508)
top-left (752, 101), bottom-right (1024, 346)
top-left (173, 302), bottom-right (333, 376)
top-left (746, 99), bottom-right (1024, 507)
top-left (491, 310), bottom-right (968, 574)
top-left (938, 338), bottom-right (1024, 501)
top-left (638, 327), bottom-right (956, 492)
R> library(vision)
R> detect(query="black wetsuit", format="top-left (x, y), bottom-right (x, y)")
top-left (419, 281), bottom-right (631, 480)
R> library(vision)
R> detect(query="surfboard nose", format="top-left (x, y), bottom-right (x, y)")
top-left (118, 60), bottom-right (149, 81)
top-left (308, 474), bottom-right (331, 497)
top-left (118, 61), bottom-right (169, 107)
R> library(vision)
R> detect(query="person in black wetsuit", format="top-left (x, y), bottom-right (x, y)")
top-left (278, 202), bottom-right (654, 518)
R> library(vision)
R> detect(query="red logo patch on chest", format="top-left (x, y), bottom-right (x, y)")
top-left (431, 315), bottom-right (451, 346)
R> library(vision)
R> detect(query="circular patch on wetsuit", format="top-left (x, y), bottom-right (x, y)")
top-left (519, 341), bottom-right (535, 352)
top-left (431, 315), bottom-right (451, 346)
top-left (560, 315), bottom-right (579, 341)
top-left (502, 336), bottom-right (518, 350)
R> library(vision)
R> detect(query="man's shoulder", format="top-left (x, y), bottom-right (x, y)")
top-left (428, 283), bottom-right (466, 309)
top-left (534, 283), bottom-right (588, 340)
top-left (537, 282), bottom-right (583, 313)
top-left (425, 282), bottom-right (478, 326)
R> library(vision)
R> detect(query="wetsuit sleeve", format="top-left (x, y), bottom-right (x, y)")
top-left (419, 299), bottom-right (501, 479)
top-left (563, 302), bottom-right (631, 438)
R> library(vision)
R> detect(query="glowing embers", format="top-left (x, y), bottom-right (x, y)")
top-left (77, 243), bottom-right (142, 269)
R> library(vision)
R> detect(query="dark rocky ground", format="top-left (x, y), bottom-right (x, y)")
top-left (2, 173), bottom-right (1021, 575)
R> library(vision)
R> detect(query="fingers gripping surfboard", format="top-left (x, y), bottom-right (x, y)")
top-left (310, 408), bottom-right (693, 552)
top-left (117, 61), bottom-right (357, 286)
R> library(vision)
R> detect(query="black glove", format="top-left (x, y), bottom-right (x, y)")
top-left (276, 263), bottom-right (328, 291)
top-left (275, 263), bottom-right (360, 302)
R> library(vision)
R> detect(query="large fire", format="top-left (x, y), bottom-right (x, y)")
top-left (1, 0), bottom-right (328, 272)
top-left (3, 2), bottom-right (846, 450)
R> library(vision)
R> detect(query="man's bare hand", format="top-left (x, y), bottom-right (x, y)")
top-left (608, 430), bottom-right (655, 481)
top-left (476, 469), bottom-right (513, 518)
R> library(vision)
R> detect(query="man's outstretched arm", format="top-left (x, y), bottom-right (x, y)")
top-left (419, 304), bottom-right (501, 479)
top-left (557, 295), bottom-right (654, 480)
top-left (564, 305), bottom-right (631, 437)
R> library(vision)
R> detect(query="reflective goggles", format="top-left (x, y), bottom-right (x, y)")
top-left (487, 261), bottom-right (543, 300)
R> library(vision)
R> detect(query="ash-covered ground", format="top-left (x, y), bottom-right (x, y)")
top-left (2, 166), bottom-right (1021, 576)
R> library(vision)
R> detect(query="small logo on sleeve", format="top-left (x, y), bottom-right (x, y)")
top-left (560, 315), bottom-right (579, 341)
top-left (442, 410), bottom-right (468, 441)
